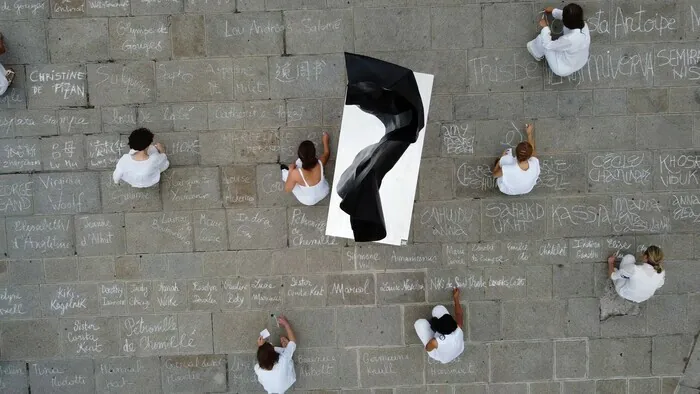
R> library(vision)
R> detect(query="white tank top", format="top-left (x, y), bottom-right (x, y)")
top-left (293, 159), bottom-right (330, 206)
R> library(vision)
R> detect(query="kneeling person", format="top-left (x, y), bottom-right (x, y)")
top-left (255, 315), bottom-right (297, 394)
top-left (414, 288), bottom-right (465, 364)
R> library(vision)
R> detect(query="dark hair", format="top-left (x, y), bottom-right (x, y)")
top-left (128, 128), bottom-right (154, 151)
top-left (297, 140), bottom-right (317, 170)
top-left (429, 314), bottom-right (458, 337)
top-left (515, 141), bottom-right (533, 162)
top-left (257, 342), bottom-right (279, 370)
top-left (563, 3), bottom-right (585, 30)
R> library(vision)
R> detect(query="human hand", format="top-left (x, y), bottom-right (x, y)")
top-left (539, 19), bottom-right (549, 28)
top-left (322, 132), bottom-right (330, 144)
top-left (607, 255), bottom-right (616, 265)
top-left (154, 142), bottom-right (165, 153)
top-left (544, 6), bottom-right (554, 14)
top-left (452, 287), bottom-right (461, 300)
top-left (525, 123), bottom-right (534, 136)
top-left (257, 336), bottom-right (265, 347)
top-left (277, 315), bottom-right (290, 327)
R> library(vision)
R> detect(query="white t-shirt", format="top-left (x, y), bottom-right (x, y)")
top-left (496, 153), bottom-right (540, 195)
top-left (612, 254), bottom-right (665, 303)
top-left (428, 327), bottom-right (465, 364)
top-left (112, 146), bottom-right (170, 188)
top-left (254, 342), bottom-right (297, 394)
top-left (540, 8), bottom-right (591, 77)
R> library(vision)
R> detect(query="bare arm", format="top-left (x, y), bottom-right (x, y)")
top-left (526, 123), bottom-right (536, 157)
top-left (284, 164), bottom-right (298, 192)
top-left (320, 132), bottom-right (331, 166)
top-left (607, 255), bottom-right (616, 278)
top-left (278, 316), bottom-right (297, 344)
top-left (452, 288), bottom-right (464, 329)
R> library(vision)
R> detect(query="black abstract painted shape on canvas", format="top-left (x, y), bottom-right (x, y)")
top-left (337, 53), bottom-right (425, 242)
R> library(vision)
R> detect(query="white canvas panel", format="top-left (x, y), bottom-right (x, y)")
top-left (325, 72), bottom-right (434, 246)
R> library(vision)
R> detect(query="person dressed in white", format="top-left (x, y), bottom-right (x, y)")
top-left (492, 123), bottom-right (540, 196)
top-left (608, 245), bottom-right (666, 303)
top-left (281, 132), bottom-right (331, 206)
top-left (527, 3), bottom-right (591, 77)
top-left (0, 33), bottom-right (16, 96)
top-left (254, 315), bottom-right (297, 394)
top-left (414, 288), bottom-right (465, 364)
top-left (112, 128), bottom-right (170, 188)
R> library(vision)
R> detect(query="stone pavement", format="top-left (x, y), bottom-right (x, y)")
top-left (0, 0), bottom-right (699, 393)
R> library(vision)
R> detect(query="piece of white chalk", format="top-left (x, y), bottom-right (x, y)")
top-left (260, 329), bottom-right (270, 339)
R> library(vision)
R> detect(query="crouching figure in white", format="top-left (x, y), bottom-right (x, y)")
top-left (414, 288), bottom-right (465, 364)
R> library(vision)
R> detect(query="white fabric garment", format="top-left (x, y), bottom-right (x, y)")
top-left (527, 8), bottom-right (591, 77)
top-left (414, 305), bottom-right (465, 364)
top-left (112, 145), bottom-right (170, 188)
top-left (0, 63), bottom-right (9, 96)
top-left (281, 159), bottom-right (330, 206)
top-left (611, 254), bottom-right (665, 303)
top-left (496, 152), bottom-right (540, 195)
top-left (254, 341), bottom-right (297, 394)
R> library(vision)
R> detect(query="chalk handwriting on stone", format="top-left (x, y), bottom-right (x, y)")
top-left (442, 123), bottom-right (473, 155)
top-left (420, 206), bottom-right (473, 237)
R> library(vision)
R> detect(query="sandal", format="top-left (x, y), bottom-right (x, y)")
top-left (5, 69), bottom-right (15, 85)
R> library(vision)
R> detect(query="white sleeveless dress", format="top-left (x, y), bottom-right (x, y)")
top-left (283, 159), bottom-right (330, 206)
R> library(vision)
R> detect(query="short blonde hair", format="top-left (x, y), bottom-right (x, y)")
top-left (644, 245), bottom-right (664, 273)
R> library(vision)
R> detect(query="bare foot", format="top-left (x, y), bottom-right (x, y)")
top-left (280, 336), bottom-right (289, 348)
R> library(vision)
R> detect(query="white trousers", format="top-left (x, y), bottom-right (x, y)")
top-left (0, 63), bottom-right (8, 96)
top-left (527, 36), bottom-right (547, 59)
top-left (414, 305), bottom-right (450, 346)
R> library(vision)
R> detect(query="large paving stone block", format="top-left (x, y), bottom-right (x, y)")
top-left (469, 300), bottom-right (501, 341)
top-left (336, 306), bottom-right (402, 346)
top-left (160, 355), bottom-right (227, 393)
top-left (553, 264), bottom-right (594, 297)
top-left (95, 357), bottom-right (162, 393)
top-left (29, 359), bottom-right (95, 394)
top-left (269, 54), bottom-right (346, 99)
top-left (547, 196), bottom-right (613, 237)
top-left (587, 151), bottom-right (654, 192)
top-left (231, 57), bottom-right (270, 100)
top-left (468, 49), bottom-right (543, 92)
top-left (0, 361), bottom-right (28, 393)
top-left (502, 300), bottom-right (565, 339)
top-left (250, 277), bottom-right (282, 309)
top-left (193, 210), bottom-right (228, 251)
top-left (158, 132), bottom-right (201, 166)
top-left (483, 266), bottom-right (526, 300)
top-left (377, 272), bottom-right (425, 304)
top-left (156, 60), bottom-right (234, 102)
top-left (384, 244), bottom-right (441, 270)
top-left (413, 201), bottom-right (481, 243)
top-left (430, 6), bottom-right (481, 49)
top-left (482, 3), bottom-right (533, 48)
top-left (0, 319), bottom-right (60, 359)
top-left (213, 311), bottom-right (273, 352)
top-left (294, 347), bottom-right (358, 389)
top-left (152, 280), bottom-right (187, 312)
top-left (109, 16), bottom-right (172, 60)
top-left (288, 206), bottom-right (339, 248)
top-left (611, 194), bottom-right (671, 234)
top-left (531, 154), bottom-right (587, 195)
top-left (342, 244), bottom-right (389, 271)
top-left (50, 0), bottom-right (85, 18)
top-left (227, 208), bottom-right (287, 250)
top-left (206, 12), bottom-right (283, 56)
top-left (125, 212), bottom-right (193, 253)
top-left (6, 215), bottom-right (74, 258)
top-left (526, 265), bottom-right (552, 298)
top-left (668, 192), bottom-right (700, 232)
top-left (40, 136), bottom-right (85, 171)
top-left (426, 344), bottom-right (488, 384)
top-left (589, 337), bottom-right (651, 377)
top-left (85, 0), bottom-right (130, 16)
top-left (655, 43), bottom-right (700, 87)
top-left (2, 110), bottom-right (59, 138)
top-left (0, 138), bottom-right (41, 174)
top-left (100, 171), bottom-right (162, 212)
top-left (1, 21), bottom-right (48, 64)
top-left (40, 283), bottom-right (99, 317)
top-left (86, 135), bottom-right (125, 170)
top-left (0, 174), bottom-right (34, 216)
top-left (59, 317), bottom-right (121, 357)
top-left (555, 339), bottom-right (587, 379)
top-left (75, 214), bottom-right (125, 256)
top-left (187, 278), bottom-right (222, 311)
top-left (628, 378), bottom-right (660, 394)
top-left (491, 341), bottom-right (553, 382)
top-left (282, 275), bottom-right (325, 307)
top-left (120, 314), bottom-right (210, 356)
top-left (161, 167), bottom-right (222, 211)
top-left (227, 353), bottom-right (259, 392)
top-left (0, 285), bottom-right (41, 319)
top-left (359, 346), bottom-right (424, 387)
top-left (27, 64), bottom-right (87, 108)
top-left (96, 281), bottom-right (127, 315)
top-left (482, 199), bottom-right (546, 240)
top-left (33, 172), bottom-right (100, 214)
top-left (654, 150), bottom-right (700, 191)
top-left (368, 51), bottom-right (467, 95)
top-left (637, 114), bottom-right (694, 149)
top-left (646, 294), bottom-right (687, 334)
top-left (9, 259), bottom-right (44, 285)
top-left (88, 62), bottom-right (155, 105)
top-left (426, 268), bottom-right (486, 302)
top-left (418, 158), bottom-right (454, 201)
top-left (354, 7), bottom-right (429, 51)
top-left (102, 106), bottom-right (137, 134)
top-left (171, 14), bottom-right (205, 58)
top-left (557, 90), bottom-right (593, 117)
top-left (221, 165), bottom-right (257, 207)
top-left (130, 0), bottom-right (181, 15)
top-left (627, 88), bottom-right (669, 113)
top-left (284, 9), bottom-right (353, 54)
top-left (0, 0), bottom-right (48, 19)
top-left (280, 308), bottom-right (335, 348)
top-left (221, 277), bottom-right (250, 310)
top-left (326, 273), bottom-right (375, 306)
top-left (652, 335), bottom-right (693, 375)
top-left (48, 18), bottom-right (108, 62)
top-left (562, 380), bottom-right (595, 394)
